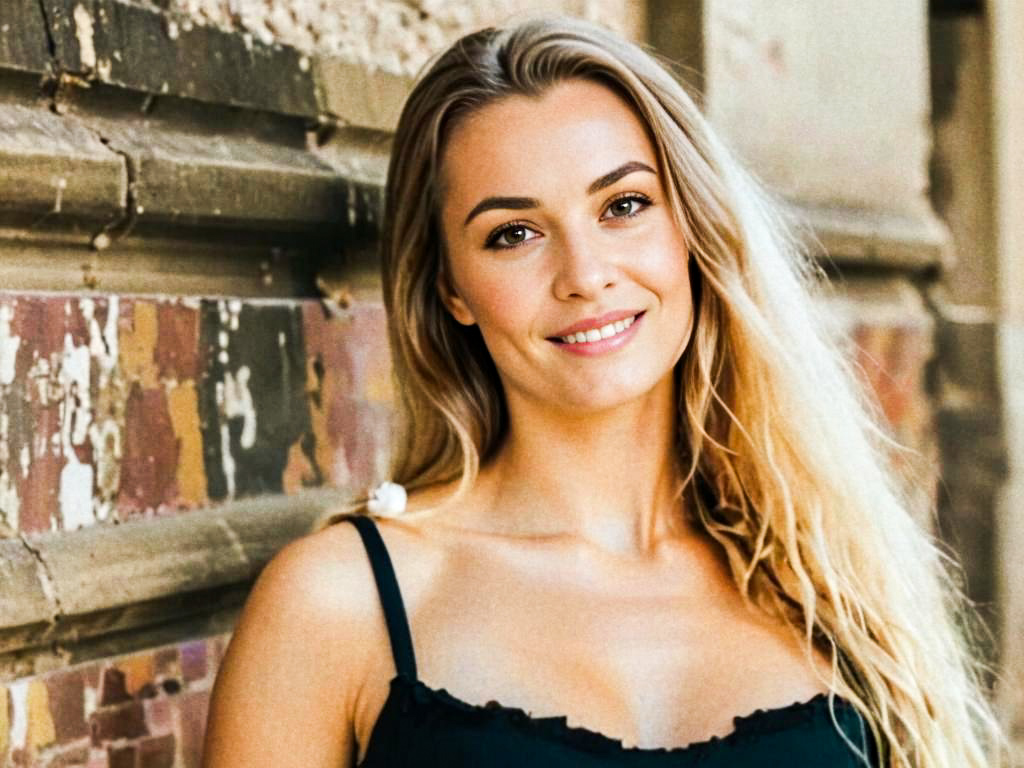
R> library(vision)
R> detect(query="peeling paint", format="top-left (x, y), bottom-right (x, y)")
top-left (90, 416), bottom-right (120, 522)
top-left (0, 302), bottom-right (22, 532)
top-left (167, 381), bottom-right (206, 505)
top-left (9, 679), bottom-right (28, 751)
top-left (59, 450), bottom-right (94, 531)
top-left (0, 303), bottom-right (20, 386)
top-left (120, 300), bottom-right (159, 389)
top-left (215, 380), bottom-right (236, 499)
top-left (223, 366), bottom-right (256, 450)
top-left (73, 4), bottom-right (97, 71)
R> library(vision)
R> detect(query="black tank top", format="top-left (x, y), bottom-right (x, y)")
top-left (345, 515), bottom-right (880, 767)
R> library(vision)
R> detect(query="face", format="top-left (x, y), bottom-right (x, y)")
top-left (438, 78), bottom-right (694, 416)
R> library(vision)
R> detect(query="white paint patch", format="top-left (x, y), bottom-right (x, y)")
top-left (0, 471), bottom-right (19, 532)
top-left (224, 366), bottom-right (257, 449)
top-left (9, 679), bottom-right (29, 748)
top-left (0, 303), bottom-right (21, 386)
top-left (73, 4), bottom-right (97, 70)
top-left (59, 450), bottom-right (95, 530)
top-left (19, 442), bottom-right (29, 477)
top-left (0, 407), bottom-right (18, 530)
top-left (84, 296), bottom-right (118, 379)
top-left (59, 332), bottom-right (92, 448)
top-left (215, 381), bottom-right (236, 499)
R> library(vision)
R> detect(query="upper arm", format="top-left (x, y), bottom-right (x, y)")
top-left (201, 522), bottom-right (375, 768)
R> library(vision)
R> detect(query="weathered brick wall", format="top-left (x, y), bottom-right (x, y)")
top-left (0, 294), bottom-right (390, 535)
top-left (0, 633), bottom-right (227, 768)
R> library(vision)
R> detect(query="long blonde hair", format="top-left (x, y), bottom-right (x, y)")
top-left (318, 16), bottom-right (1006, 767)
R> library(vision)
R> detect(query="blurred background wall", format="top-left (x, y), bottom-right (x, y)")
top-left (0, 0), bottom-right (1019, 765)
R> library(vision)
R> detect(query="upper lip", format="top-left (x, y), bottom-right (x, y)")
top-left (550, 309), bottom-right (643, 338)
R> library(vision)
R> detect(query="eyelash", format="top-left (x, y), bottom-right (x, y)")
top-left (483, 193), bottom-right (654, 251)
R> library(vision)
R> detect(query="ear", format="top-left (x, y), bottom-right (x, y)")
top-left (437, 274), bottom-right (476, 326)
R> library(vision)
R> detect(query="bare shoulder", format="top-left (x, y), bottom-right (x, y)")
top-left (202, 518), bottom-right (388, 768)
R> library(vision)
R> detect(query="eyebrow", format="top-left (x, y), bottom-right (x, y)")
top-left (462, 160), bottom-right (657, 227)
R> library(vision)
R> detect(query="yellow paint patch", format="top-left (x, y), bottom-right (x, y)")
top-left (119, 301), bottom-right (159, 389)
top-left (167, 381), bottom-right (206, 505)
top-left (119, 655), bottom-right (153, 695)
top-left (27, 681), bottom-right (55, 749)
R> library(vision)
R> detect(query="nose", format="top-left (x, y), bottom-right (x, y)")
top-left (550, 226), bottom-right (617, 301)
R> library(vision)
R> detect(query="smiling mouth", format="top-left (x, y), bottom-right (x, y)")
top-left (551, 312), bottom-right (644, 344)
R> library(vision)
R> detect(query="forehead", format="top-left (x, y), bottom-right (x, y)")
top-left (440, 79), bottom-right (657, 207)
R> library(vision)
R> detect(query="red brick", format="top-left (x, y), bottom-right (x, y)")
top-left (107, 743), bottom-right (137, 768)
top-left (155, 301), bottom-right (200, 381)
top-left (138, 734), bottom-right (176, 768)
top-left (44, 668), bottom-right (89, 741)
top-left (99, 668), bottom-right (130, 706)
top-left (178, 691), bottom-right (209, 768)
top-left (90, 701), bottom-right (147, 744)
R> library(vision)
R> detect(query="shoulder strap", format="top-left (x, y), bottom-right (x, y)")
top-left (344, 515), bottom-right (418, 680)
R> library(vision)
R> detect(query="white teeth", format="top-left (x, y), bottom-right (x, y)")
top-left (559, 314), bottom-right (638, 344)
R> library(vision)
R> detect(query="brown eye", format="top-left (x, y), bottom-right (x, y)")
top-left (611, 199), bottom-right (635, 216)
top-left (503, 226), bottom-right (529, 244)
top-left (485, 222), bottom-right (539, 250)
top-left (601, 194), bottom-right (651, 220)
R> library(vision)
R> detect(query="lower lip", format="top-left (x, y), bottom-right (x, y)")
top-left (549, 312), bottom-right (645, 357)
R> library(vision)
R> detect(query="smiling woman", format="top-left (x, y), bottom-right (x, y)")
top-left (200, 16), bottom-right (1005, 768)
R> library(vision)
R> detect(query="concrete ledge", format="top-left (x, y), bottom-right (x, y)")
top-left (793, 202), bottom-right (951, 271)
top-left (42, 0), bottom-right (318, 118)
top-left (0, 488), bottom-right (349, 672)
top-left (0, 102), bottom-right (126, 221)
top-left (0, 0), bottom-right (50, 74)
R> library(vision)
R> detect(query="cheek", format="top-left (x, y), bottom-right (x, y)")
top-left (455, 265), bottom-right (537, 335)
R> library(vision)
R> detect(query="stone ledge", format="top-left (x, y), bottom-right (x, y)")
top-left (0, 488), bottom-right (349, 672)
top-left (0, 0), bottom-right (51, 74)
top-left (0, 95), bottom-right (383, 240)
top-left (792, 202), bottom-right (951, 271)
top-left (42, 0), bottom-right (318, 118)
top-left (0, 0), bottom-right (414, 131)
top-left (0, 102), bottom-right (126, 223)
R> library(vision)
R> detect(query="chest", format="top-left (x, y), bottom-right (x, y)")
top-left (402, 557), bottom-right (826, 749)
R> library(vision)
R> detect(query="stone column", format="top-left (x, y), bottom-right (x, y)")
top-left (990, 0), bottom-right (1024, 757)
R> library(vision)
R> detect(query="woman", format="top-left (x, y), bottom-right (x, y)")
top-left (202, 16), bottom-right (1004, 768)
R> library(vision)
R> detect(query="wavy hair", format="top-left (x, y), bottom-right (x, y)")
top-left (316, 15), bottom-right (1006, 767)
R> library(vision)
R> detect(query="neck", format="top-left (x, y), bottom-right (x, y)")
top-left (474, 377), bottom-right (693, 558)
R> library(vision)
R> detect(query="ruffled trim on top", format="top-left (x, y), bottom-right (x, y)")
top-left (390, 673), bottom-right (858, 759)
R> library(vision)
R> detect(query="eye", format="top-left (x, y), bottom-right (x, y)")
top-left (601, 194), bottom-right (652, 220)
top-left (484, 222), bottom-right (540, 250)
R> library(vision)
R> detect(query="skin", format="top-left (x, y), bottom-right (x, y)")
top-left (201, 79), bottom-right (831, 768)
